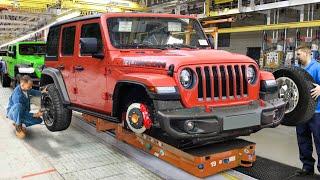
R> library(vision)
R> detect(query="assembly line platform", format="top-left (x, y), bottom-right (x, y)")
top-left (0, 85), bottom-right (320, 179)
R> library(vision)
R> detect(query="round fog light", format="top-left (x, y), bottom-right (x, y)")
top-left (185, 121), bottom-right (195, 131)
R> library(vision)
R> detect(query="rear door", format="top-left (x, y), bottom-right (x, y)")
top-left (46, 25), bottom-right (77, 102)
top-left (58, 24), bottom-right (78, 102)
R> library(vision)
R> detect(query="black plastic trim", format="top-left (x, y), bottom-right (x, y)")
top-left (156, 99), bottom-right (286, 140)
top-left (68, 105), bottom-right (120, 123)
top-left (115, 80), bottom-right (180, 100)
top-left (260, 80), bottom-right (278, 93)
top-left (41, 67), bottom-right (70, 104)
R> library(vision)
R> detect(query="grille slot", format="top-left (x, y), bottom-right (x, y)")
top-left (195, 64), bottom-right (249, 101)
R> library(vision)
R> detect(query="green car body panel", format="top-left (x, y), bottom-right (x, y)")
top-left (4, 41), bottom-right (46, 79)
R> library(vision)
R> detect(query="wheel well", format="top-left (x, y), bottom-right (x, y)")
top-left (14, 66), bottom-right (18, 76)
top-left (40, 74), bottom-right (54, 87)
top-left (112, 82), bottom-right (150, 119)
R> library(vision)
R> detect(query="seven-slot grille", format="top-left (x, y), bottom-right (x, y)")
top-left (195, 65), bottom-right (248, 101)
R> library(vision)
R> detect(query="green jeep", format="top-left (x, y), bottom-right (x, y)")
top-left (0, 42), bottom-right (46, 88)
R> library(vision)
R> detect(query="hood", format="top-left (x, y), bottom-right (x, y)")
top-left (19, 55), bottom-right (45, 67)
top-left (112, 49), bottom-right (257, 71)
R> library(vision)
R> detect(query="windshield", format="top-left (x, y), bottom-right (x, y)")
top-left (107, 17), bottom-right (210, 49)
top-left (19, 44), bottom-right (46, 55)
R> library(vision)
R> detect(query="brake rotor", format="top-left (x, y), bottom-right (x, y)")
top-left (126, 103), bottom-right (152, 134)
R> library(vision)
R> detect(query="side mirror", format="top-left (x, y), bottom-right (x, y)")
top-left (207, 34), bottom-right (215, 49)
top-left (0, 51), bottom-right (7, 56)
top-left (80, 38), bottom-right (104, 59)
top-left (8, 51), bottom-right (16, 58)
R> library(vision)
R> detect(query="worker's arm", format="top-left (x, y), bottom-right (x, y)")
top-left (29, 86), bottom-right (48, 97)
top-left (311, 70), bottom-right (320, 100)
top-left (28, 89), bottom-right (41, 97)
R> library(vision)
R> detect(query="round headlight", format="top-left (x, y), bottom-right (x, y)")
top-left (247, 65), bottom-right (257, 84)
top-left (180, 68), bottom-right (194, 89)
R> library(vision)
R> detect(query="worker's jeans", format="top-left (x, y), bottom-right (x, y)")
top-left (7, 103), bottom-right (42, 127)
top-left (296, 113), bottom-right (320, 172)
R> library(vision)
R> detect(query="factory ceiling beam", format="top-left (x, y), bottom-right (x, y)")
top-left (241, 0), bottom-right (320, 13)
top-left (209, 20), bottom-right (320, 34)
top-left (0, 19), bottom-right (39, 25)
top-left (210, 0), bottom-right (320, 17)
top-left (0, 25), bottom-right (30, 28)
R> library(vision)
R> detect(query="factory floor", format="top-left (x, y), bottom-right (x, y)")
top-left (0, 84), bottom-right (318, 179)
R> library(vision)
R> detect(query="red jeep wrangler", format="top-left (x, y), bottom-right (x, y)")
top-left (40, 13), bottom-right (287, 147)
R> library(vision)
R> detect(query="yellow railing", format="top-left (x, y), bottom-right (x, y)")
top-left (216, 20), bottom-right (320, 34)
top-left (0, 0), bottom-right (147, 13)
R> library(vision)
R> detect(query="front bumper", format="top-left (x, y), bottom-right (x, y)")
top-left (155, 99), bottom-right (286, 140)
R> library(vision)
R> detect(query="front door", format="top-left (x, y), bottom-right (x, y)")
top-left (74, 21), bottom-right (107, 112)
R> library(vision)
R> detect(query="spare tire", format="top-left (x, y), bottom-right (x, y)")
top-left (273, 67), bottom-right (316, 126)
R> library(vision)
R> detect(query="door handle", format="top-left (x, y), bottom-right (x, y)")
top-left (56, 64), bottom-right (65, 70)
top-left (73, 65), bottom-right (84, 71)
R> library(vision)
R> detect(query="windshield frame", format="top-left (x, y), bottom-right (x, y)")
top-left (105, 16), bottom-right (211, 50)
top-left (18, 43), bottom-right (46, 56)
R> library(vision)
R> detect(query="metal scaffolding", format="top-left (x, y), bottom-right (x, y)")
top-left (0, 0), bottom-right (147, 47)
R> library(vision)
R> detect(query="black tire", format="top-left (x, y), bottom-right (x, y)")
top-left (0, 71), bottom-right (11, 87)
top-left (11, 74), bottom-right (21, 89)
top-left (273, 67), bottom-right (316, 126)
top-left (41, 83), bottom-right (72, 131)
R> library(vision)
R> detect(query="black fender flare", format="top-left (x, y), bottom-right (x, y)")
top-left (112, 81), bottom-right (150, 117)
top-left (41, 67), bottom-right (70, 105)
top-left (112, 80), bottom-right (180, 117)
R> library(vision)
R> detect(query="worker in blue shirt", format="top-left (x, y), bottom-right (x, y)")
top-left (295, 46), bottom-right (320, 176)
top-left (6, 75), bottom-right (46, 139)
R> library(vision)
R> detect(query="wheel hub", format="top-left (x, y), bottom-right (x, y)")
top-left (42, 94), bottom-right (55, 126)
top-left (131, 113), bottom-right (140, 124)
top-left (276, 77), bottom-right (299, 114)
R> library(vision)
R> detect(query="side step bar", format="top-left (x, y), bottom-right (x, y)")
top-left (68, 106), bottom-right (120, 123)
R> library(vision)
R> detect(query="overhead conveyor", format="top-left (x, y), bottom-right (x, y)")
top-left (0, 0), bottom-right (147, 46)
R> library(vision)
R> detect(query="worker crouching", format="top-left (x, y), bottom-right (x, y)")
top-left (6, 75), bottom-right (46, 138)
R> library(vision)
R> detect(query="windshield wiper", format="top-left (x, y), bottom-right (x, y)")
top-left (34, 52), bottom-right (46, 55)
top-left (121, 43), bottom-right (165, 50)
top-left (166, 43), bottom-right (197, 49)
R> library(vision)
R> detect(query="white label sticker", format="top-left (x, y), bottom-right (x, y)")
top-left (168, 22), bottom-right (181, 32)
top-left (167, 36), bottom-right (183, 45)
top-left (229, 156), bottom-right (236, 162)
top-left (199, 39), bottom-right (208, 46)
top-left (119, 21), bottom-right (132, 32)
top-left (180, 18), bottom-right (190, 24)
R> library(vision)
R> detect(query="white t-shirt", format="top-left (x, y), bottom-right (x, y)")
top-left (22, 91), bottom-right (28, 98)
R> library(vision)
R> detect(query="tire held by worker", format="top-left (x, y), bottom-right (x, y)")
top-left (273, 67), bottom-right (316, 126)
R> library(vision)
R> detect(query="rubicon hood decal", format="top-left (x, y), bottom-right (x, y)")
top-left (123, 58), bottom-right (166, 68)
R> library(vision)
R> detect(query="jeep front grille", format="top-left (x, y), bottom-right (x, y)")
top-left (195, 65), bottom-right (248, 101)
